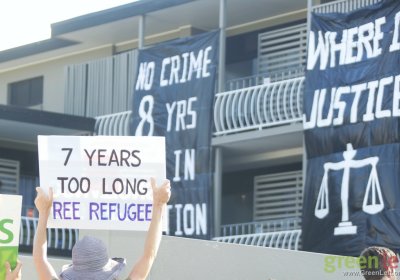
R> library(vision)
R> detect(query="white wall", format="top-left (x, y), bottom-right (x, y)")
top-left (20, 230), bottom-right (365, 280)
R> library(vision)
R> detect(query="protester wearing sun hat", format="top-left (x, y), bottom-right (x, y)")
top-left (59, 236), bottom-right (126, 280)
top-left (33, 178), bottom-right (171, 280)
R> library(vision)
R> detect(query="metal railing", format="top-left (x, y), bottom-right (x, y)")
top-left (95, 76), bottom-right (304, 137)
top-left (220, 217), bottom-right (301, 237)
top-left (226, 74), bottom-right (269, 91)
top-left (225, 67), bottom-right (305, 92)
top-left (20, 216), bottom-right (79, 251)
top-left (95, 111), bottom-right (132, 136)
top-left (268, 67), bottom-right (305, 83)
top-left (213, 229), bottom-right (302, 250)
top-left (313, 0), bottom-right (382, 13)
top-left (213, 76), bottom-right (304, 136)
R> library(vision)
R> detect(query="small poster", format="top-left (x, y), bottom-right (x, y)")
top-left (0, 194), bottom-right (22, 280)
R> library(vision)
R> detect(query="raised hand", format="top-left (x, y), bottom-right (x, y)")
top-left (34, 187), bottom-right (53, 214)
top-left (5, 260), bottom-right (22, 280)
top-left (150, 178), bottom-right (171, 207)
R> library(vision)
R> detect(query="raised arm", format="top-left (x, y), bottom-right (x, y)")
top-left (5, 260), bottom-right (22, 280)
top-left (128, 178), bottom-right (171, 280)
top-left (32, 187), bottom-right (59, 280)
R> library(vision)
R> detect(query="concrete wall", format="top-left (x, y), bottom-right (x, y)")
top-left (19, 229), bottom-right (365, 280)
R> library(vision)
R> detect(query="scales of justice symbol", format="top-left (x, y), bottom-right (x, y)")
top-left (314, 143), bottom-right (384, 235)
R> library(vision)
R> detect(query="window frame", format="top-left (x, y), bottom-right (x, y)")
top-left (7, 76), bottom-right (44, 107)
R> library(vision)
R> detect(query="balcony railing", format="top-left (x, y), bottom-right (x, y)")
top-left (95, 111), bottom-right (132, 136)
top-left (20, 217), bottom-right (79, 254)
top-left (225, 67), bottom-right (305, 92)
top-left (220, 217), bottom-right (301, 237)
top-left (313, 0), bottom-right (382, 13)
top-left (225, 74), bottom-right (268, 91)
top-left (213, 229), bottom-right (302, 250)
top-left (94, 76), bottom-right (304, 137)
top-left (91, 74), bottom-right (304, 138)
top-left (213, 76), bottom-right (304, 136)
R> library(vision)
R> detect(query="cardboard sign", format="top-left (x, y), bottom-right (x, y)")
top-left (0, 194), bottom-right (22, 280)
top-left (38, 136), bottom-right (166, 231)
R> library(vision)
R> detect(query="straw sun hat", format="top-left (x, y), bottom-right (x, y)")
top-left (60, 236), bottom-right (126, 280)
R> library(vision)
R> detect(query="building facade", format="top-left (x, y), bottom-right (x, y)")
top-left (0, 0), bottom-right (382, 254)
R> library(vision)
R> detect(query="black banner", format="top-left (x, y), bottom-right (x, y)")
top-left (131, 31), bottom-right (219, 239)
top-left (303, 0), bottom-right (400, 255)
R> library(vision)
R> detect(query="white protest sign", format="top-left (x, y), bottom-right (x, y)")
top-left (0, 194), bottom-right (22, 280)
top-left (38, 136), bottom-right (166, 231)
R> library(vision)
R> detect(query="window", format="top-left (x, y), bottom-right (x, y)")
top-left (8, 76), bottom-right (43, 107)
top-left (253, 170), bottom-right (303, 223)
top-left (0, 158), bottom-right (19, 195)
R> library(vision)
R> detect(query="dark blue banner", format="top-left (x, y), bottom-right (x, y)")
top-left (303, 0), bottom-right (400, 255)
top-left (131, 31), bottom-right (219, 239)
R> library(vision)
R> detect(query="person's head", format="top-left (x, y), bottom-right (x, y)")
top-left (360, 246), bottom-right (398, 280)
top-left (60, 236), bottom-right (125, 280)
